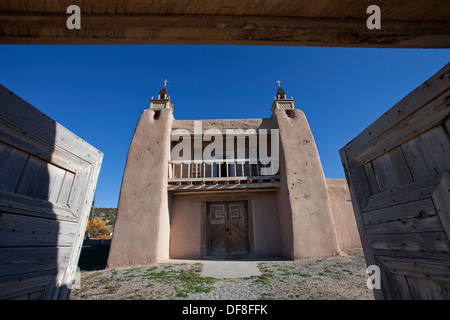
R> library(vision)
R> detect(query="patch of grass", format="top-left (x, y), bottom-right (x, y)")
top-left (175, 269), bottom-right (217, 298)
top-left (253, 263), bottom-right (274, 286)
top-left (142, 264), bottom-right (217, 298)
top-left (260, 292), bottom-right (276, 300)
top-left (146, 266), bottom-right (158, 272)
top-left (299, 273), bottom-right (313, 278)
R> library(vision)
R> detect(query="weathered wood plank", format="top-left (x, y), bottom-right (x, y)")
top-left (377, 260), bottom-right (407, 299)
top-left (57, 171), bottom-right (74, 205)
top-left (15, 155), bottom-right (52, 200)
top-left (445, 116), bottom-right (450, 135)
top-left (0, 270), bottom-right (57, 300)
top-left (393, 274), bottom-right (413, 299)
top-left (363, 162), bottom-right (380, 195)
top-left (369, 231), bottom-right (450, 260)
top-left (14, 154), bottom-right (68, 203)
top-left (364, 175), bottom-right (441, 212)
top-left (0, 247), bottom-right (71, 277)
top-left (0, 122), bottom-right (82, 174)
top-left (389, 147), bottom-right (413, 185)
top-left (401, 137), bottom-right (432, 181)
top-left (367, 213), bottom-right (443, 236)
top-left (372, 152), bottom-right (401, 192)
top-left (0, 141), bottom-right (28, 193)
top-left (406, 276), bottom-right (450, 299)
top-left (54, 158), bottom-right (102, 299)
top-left (377, 255), bottom-right (450, 283)
top-left (416, 125), bottom-right (450, 176)
top-left (357, 92), bottom-right (450, 165)
top-left (432, 172), bottom-right (450, 243)
top-left (0, 190), bottom-right (76, 222)
top-left (47, 162), bottom-right (67, 203)
top-left (0, 212), bottom-right (77, 247)
top-left (67, 166), bottom-right (91, 219)
top-left (365, 200), bottom-right (442, 235)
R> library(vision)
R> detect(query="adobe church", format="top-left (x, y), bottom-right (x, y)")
top-left (107, 83), bottom-right (360, 268)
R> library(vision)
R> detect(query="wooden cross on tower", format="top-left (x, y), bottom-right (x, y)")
top-left (276, 80), bottom-right (282, 87)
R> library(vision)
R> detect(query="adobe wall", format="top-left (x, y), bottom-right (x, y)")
top-left (273, 109), bottom-right (341, 260)
top-left (171, 118), bottom-right (274, 131)
top-left (107, 109), bottom-right (173, 268)
top-left (326, 179), bottom-right (362, 249)
top-left (169, 191), bottom-right (282, 259)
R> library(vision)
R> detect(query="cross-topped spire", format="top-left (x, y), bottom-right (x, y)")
top-left (163, 79), bottom-right (169, 87)
top-left (271, 80), bottom-right (294, 111)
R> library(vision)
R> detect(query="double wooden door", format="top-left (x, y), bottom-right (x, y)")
top-left (206, 201), bottom-right (250, 258)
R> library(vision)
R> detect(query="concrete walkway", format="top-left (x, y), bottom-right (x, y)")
top-left (167, 259), bottom-right (264, 279)
top-left (200, 260), bottom-right (262, 279)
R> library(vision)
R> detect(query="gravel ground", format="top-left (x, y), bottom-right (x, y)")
top-left (70, 248), bottom-right (374, 300)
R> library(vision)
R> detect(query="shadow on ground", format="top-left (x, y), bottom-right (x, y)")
top-left (77, 240), bottom-right (111, 271)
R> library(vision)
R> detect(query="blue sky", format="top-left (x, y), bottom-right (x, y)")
top-left (0, 45), bottom-right (448, 207)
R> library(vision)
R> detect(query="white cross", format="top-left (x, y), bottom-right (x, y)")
top-left (163, 79), bottom-right (169, 87)
top-left (276, 80), bottom-right (282, 87)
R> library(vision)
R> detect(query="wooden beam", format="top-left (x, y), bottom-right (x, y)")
top-left (0, 13), bottom-right (449, 47)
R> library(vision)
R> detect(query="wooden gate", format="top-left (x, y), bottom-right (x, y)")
top-left (340, 63), bottom-right (450, 299)
top-left (206, 201), bottom-right (250, 258)
top-left (0, 85), bottom-right (103, 299)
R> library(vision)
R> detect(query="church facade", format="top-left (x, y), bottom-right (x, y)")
top-left (107, 84), bottom-right (360, 268)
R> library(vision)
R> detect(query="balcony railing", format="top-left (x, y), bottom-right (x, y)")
top-left (168, 158), bottom-right (280, 190)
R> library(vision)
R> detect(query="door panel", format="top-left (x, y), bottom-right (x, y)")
top-left (0, 85), bottom-right (103, 300)
top-left (206, 201), bottom-right (250, 257)
top-left (207, 203), bottom-right (227, 256)
top-left (228, 202), bottom-right (250, 255)
top-left (340, 63), bottom-right (450, 299)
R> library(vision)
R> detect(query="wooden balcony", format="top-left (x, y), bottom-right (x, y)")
top-left (168, 159), bottom-right (280, 191)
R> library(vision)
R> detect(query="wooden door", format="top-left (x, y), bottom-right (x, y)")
top-left (206, 201), bottom-right (250, 257)
top-left (0, 85), bottom-right (103, 299)
top-left (340, 63), bottom-right (450, 299)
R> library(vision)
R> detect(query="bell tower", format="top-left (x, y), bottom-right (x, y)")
top-left (271, 80), bottom-right (295, 112)
top-left (150, 79), bottom-right (173, 111)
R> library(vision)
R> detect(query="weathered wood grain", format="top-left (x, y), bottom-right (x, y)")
top-left (0, 212), bottom-right (77, 247)
top-left (0, 191), bottom-right (76, 222)
top-left (0, 142), bottom-right (28, 193)
top-left (340, 63), bottom-right (450, 299)
top-left (0, 85), bottom-right (103, 300)
top-left (432, 172), bottom-right (450, 244)
top-left (416, 125), bottom-right (450, 176)
top-left (0, 247), bottom-right (72, 277)
top-left (401, 137), bottom-right (432, 181)
top-left (364, 199), bottom-right (440, 233)
top-left (1, 1), bottom-right (450, 47)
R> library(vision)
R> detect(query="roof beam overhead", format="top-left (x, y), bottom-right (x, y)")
top-left (0, 1), bottom-right (449, 47)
